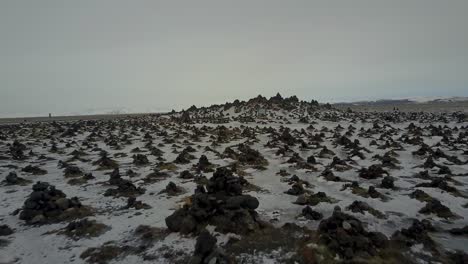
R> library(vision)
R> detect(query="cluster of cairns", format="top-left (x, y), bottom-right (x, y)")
top-left (1, 95), bottom-right (468, 263)
top-left (18, 182), bottom-right (90, 224)
top-left (165, 167), bottom-right (263, 235)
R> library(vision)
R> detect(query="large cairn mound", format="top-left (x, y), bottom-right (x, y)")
top-left (19, 182), bottom-right (92, 224)
top-left (318, 207), bottom-right (388, 260)
top-left (165, 167), bottom-right (263, 235)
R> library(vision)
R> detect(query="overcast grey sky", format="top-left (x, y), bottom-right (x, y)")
top-left (1, 0), bottom-right (467, 117)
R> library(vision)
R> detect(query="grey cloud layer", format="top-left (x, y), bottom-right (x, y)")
top-left (1, 0), bottom-right (467, 117)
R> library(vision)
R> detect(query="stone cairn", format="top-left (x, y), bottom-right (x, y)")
top-left (165, 167), bottom-right (262, 235)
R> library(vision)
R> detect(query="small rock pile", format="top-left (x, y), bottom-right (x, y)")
top-left (93, 151), bottom-right (118, 170)
top-left (294, 192), bottom-right (334, 206)
top-left (301, 206), bottom-right (323, 220)
top-left (392, 219), bottom-right (435, 247)
top-left (180, 170), bottom-right (194, 179)
top-left (416, 178), bottom-right (459, 194)
top-left (2, 172), bottom-right (30, 185)
top-left (9, 140), bottom-right (27, 160)
top-left (189, 230), bottom-right (230, 264)
top-left (0, 225), bottom-right (13, 236)
top-left (63, 166), bottom-right (83, 178)
top-left (174, 148), bottom-right (195, 164)
top-left (196, 155), bottom-right (213, 172)
top-left (132, 154), bottom-right (149, 165)
top-left (285, 182), bottom-right (305, 196)
top-left (159, 181), bottom-right (184, 196)
top-left (359, 165), bottom-right (388, 179)
top-left (318, 207), bottom-right (388, 260)
top-left (236, 144), bottom-right (268, 167)
top-left (104, 169), bottom-right (145, 197)
top-left (419, 199), bottom-right (455, 218)
top-left (165, 167), bottom-right (262, 235)
top-left (19, 182), bottom-right (90, 224)
top-left (346, 200), bottom-right (386, 219)
top-left (125, 197), bottom-right (151, 210)
top-left (380, 176), bottom-right (395, 189)
top-left (22, 165), bottom-right (47, 175)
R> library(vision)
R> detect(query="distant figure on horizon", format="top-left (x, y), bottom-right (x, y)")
top-left (48, 113), bottom-right (51, 118)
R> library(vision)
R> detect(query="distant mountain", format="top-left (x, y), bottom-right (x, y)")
top-left (334, 96), bottom-right (468, 106)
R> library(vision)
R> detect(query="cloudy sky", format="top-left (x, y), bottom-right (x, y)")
top-left (1, 0), bottom-right (467, 117)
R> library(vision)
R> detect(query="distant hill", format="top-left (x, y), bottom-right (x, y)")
top-left (334, 96), bottom-right (468, 107)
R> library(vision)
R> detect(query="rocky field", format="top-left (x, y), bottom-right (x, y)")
top-left (1, 94), bottom-right (468, 264)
